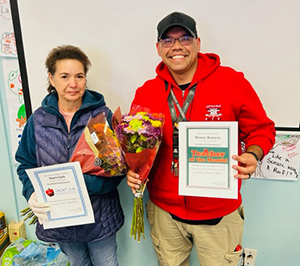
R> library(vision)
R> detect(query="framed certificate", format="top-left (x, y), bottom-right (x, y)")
top-left (178, 121), bottom-right (238, 199)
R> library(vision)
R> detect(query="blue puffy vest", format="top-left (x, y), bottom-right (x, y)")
top-left (32, 104), bottom-right (124, 242)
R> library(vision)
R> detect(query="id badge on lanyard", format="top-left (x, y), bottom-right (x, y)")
top-left (167, 82), bottom-right (197, 175)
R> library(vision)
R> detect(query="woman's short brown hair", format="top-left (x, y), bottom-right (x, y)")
top-left (45, 45), bottom-right (91, 94)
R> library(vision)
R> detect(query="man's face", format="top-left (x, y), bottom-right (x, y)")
top-left (156, 26), bottom-right (200, 83)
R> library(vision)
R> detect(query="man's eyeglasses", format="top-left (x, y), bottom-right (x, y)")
top-left (160, 36), bottom-right (194, 47)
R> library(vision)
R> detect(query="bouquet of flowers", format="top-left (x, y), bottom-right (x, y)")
top-left (113, 105), bottom-right (165, 241)
top-left (70, 112), bottom-right (127, 177)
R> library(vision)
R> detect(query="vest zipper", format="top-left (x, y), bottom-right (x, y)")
top-left (67, 133), bottom-right (71, 149)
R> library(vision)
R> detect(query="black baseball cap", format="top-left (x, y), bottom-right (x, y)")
top-left (157, 12), bottom-right (198, 41)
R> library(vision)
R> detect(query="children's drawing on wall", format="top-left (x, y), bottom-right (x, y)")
top-left (8, 68), bottom-right (26, 127)
top-left (1, 32), bottom-right (16, 56)
top-left (253, 132), bottom-right (300, 181)
top-left (0, 0), bottom-right (25, 162)
top-left (0, 0), bottom-right (15, 57)
top-left (2, 58), bottom-right (25, 161)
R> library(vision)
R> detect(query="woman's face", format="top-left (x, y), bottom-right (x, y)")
top-left (48, 59), bottom-right (86, 108)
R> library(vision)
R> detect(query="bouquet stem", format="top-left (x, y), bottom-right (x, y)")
top-left (130, 182), bottom-right (146, 242)
top-left (21, 207), bottom-right (37, 225)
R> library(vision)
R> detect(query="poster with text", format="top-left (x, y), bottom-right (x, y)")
top-left (253, 132), bottom-right (300, 181)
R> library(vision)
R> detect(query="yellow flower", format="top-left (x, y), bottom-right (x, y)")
top-left (140, 135), bottom-right (147, 141)
top-left (151, 120), bottom-right (162, 127)
top-left (110, 169), bottom-right (117, 175)
top-left (136, 147), bottom-right (144, 153)
top-left (130, 134), bottom-right (137, 144)
top-left (129, 119), bottom-right (143, 131)
top-left (142, 115), bottom-right (150, 122)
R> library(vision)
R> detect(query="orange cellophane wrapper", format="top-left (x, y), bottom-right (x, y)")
top-left (70, 112), bottom-right (127, 177)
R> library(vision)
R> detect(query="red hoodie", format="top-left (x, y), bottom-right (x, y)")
top-left (131, 53), bottom-right (275, 220)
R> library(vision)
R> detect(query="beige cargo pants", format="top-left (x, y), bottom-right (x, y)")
top-left (146, 200), bottom-right (244, 266)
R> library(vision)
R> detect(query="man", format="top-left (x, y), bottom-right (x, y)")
top-left (127, 11), bottom-right (275, 266)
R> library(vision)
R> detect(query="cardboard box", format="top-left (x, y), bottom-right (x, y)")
top-left (8, 220), bottom-right (26, 242)
top-left (0, 233), bottom-right (10, 256)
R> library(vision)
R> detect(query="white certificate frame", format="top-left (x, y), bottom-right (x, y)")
top-left (178, 121), bottom-right (238, 199)
top-left (26, 161), bottom-right (95, 229)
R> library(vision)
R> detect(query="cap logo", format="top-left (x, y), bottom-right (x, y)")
top-left (171, 13), bottom-right (180, 23)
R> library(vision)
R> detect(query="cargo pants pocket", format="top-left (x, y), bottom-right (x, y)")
top-left (225, 248), bottom-right (243, 266)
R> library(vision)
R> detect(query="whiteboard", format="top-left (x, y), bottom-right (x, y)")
top-left (17, 0), bottom-right (300, 127)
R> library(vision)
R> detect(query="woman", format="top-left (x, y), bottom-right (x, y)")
top-left (15, 45), bottom-right (124, 266)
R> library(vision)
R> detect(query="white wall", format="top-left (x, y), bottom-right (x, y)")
top-left (18, 0), bottom-right (300, 127)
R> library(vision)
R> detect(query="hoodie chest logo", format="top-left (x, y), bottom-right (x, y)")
top-left (205, 105), bottom-right (222, 121)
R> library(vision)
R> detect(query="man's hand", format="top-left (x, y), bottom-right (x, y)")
top-left (28, 192), bottom-right (51, 224)
top-left (232, 145), bottom-right (263, 179)
top-left (127, 169), bottom-right (143, 194)
top-left (232, 153), bottom-right (258, 179)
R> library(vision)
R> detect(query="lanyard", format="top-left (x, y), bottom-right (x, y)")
top-left (166, 81), bottom-right (197, 175)
top-left (168, 83), bottom-right (197, 130)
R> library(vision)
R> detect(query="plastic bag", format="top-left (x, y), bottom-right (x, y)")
top-left (70, 112), bottom-right (127, 177)
top-left (0, 238), bottom-right (70, 266)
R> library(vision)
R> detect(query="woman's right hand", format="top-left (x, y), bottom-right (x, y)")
top-left (127, 169), bottom-right (142, 194)
top-left (28, 192), bottom-right (51, 224)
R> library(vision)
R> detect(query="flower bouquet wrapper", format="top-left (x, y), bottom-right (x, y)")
top-left (124, 148), bottom-right (157, 183)
top-left (113, 105), bottom-right (165, 241)
top-left (70, 112), bottom-right (127, 177)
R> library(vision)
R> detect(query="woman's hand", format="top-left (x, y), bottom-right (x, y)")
top-left (28, 192), bottom-right (51, 224)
